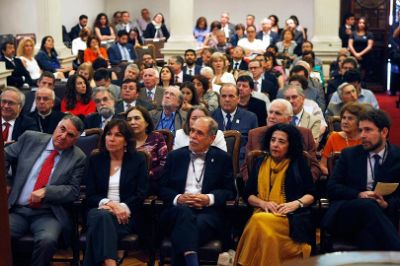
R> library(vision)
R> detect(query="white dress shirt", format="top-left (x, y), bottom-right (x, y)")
top-left (2, 118), bottom-right (15, 142)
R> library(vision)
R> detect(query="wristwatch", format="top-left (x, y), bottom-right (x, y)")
top-left (297, 199), bottom-right (304, 208)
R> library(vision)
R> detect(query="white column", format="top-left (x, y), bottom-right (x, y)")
top-left (161, 0), bottom-right (197, 59)
top-left (37, 0), bottom-right (74, 67)
top-left (311, 0), bottom-right (342, 77)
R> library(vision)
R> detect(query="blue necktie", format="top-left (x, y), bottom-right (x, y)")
top-left (291, 116), bottom-right (298, 126)
top-left (226, 113), bottom-right (232, 130)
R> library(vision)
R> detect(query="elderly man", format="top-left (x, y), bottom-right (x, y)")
top-left (283, 84), bottom-right (322, 143)
top-left (6, 115), bottom-right (86, 266)
top-left (159, 116), bottom-right (235, 266)
top-left (243, 99), bottom-right (321, 181)
top-left (150, 86), bottom-right (186, 134)
top-left (84, 87), bottom-right (118, 129)
top-left (1, 87), bottom-right (38, 142)
top-left (231, 46), bottom-right (248, 71)
top-left (323, 109), bottom-right (400, 250)
top-left (138, 68), bottom-right (164, 110)
top-left (220, 12), bottom-right (235, 39)
top-left (28, 87), bottom-right (65, 134)
top-left (256, 18), bottom-right (279, 48)
top-left (115, 79), bottom-right (153, 113)
top-left (325, 82), bottom-right (359, 117)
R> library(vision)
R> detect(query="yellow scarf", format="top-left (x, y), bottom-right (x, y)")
top-left (257, 156), bottom-right (290, 207)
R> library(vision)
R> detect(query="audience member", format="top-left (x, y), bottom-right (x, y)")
top-left (323, 109), bottom-right (400, 250)
top-left (235, 123), bottom-right (315, 265)
top-left (137, 8), bottom-right (152, 32)
top-left (84, 87), bottom-right (118, 129)
top-left (268, 14), bottom-right (280, 33)
top-left (327, 56), bottom-right (358, 99)
top-left (326, 82), bottom-right (358, 117)
top-left (115, 11), bottom-right (142, 36)
top-left (231, 46), bottom-right (248, 71)
top-left (83, 119), bottom-right (148, 266)
top-left (212, 30), bottom-right (233, 53)
top-left (210, 52), bottom-right (235, 92)
top-left (195, 47), bottom-right (214, 67)
top-left (339, 13), bottom-right (355, 48)
top-left (183, 49), bottom-right (202, 76)
top-left (71, 28), bottom-right (90, 56)
top-left (138, 68), bottom-right (164, 110)
top-left (276, 29), bottom-right (297, 68)
top-left (168, 56), bottom-right (191, 84)
top-left (180, 81), bottom-right (200, 112)
top-left (94, 13), bottom-right (116, 47)
top-left (203, 21), bottom-right (222, 48)
top-left (116, 79), bottom-right (153, 113)
top-left (126, 106), bottom-right (167, 193)
top-left (220, 12), bottom-right (235, 40)
top-left (256, 18), bottom-right (279, 48)
top-left (108, 30), bottom-right (136, 65)
top-left (192, 73), bottom-right (219, 113)
top-left (70, 14), bottom-right (89, 41)
top-left (77, 62), bottom-right (95, 87)
top-left (263, 52), bottom-right (285, 93)
top-left (159, 65), bottom-right (175, 89)
top-left (238, 25), bottom-right (266, 56)
top-left (16, 37), bottom-right (42, 82)
top-left (6, 115), bottom-right (85, 266)
top-left (159, 116), bottom-right (235, 266)
top-left (94, 68), bottom-right (121, 100)
top-left (229, 23), bottom-right (246, 47)
top-left (143, 13), bottom-right (170, 40)
top-left (84, 35), bottom-right (108, 63)
top-left (284, 17), bottom-right (304, 56)
top-left (193, 16), bottom-right (209, 45)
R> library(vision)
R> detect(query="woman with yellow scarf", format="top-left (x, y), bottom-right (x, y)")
top-left (234, 124), bottom-right (315, 265)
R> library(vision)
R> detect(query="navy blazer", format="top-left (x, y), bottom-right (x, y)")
top-left (143, 23), bottom-right (170, 40)
top-left (239, 97), bottom-right (267, 127)
top-left (323, 144), bottom-right (400, 229)
top-left (85, 151), bottom-right (148, 214)
top-left (107, 42), bottom-right (137, 65)
top-left (22, 91), bottom-right (61, 115)
top-left (230, 60), bottom-right (248, 71)
top-left (159, 146), bottom-right (236, 207)
top-left (115, 99), bottom-right (154, 114)
top-left (183, 65), bottom-right (202, 76)
top-left (0, 57), bottom-right (33, 88)
top-left (12, 115), bottom-right (39, 141)
top-left (69, 24), bottom-right (82, 41)
top-left (256, 31), bottom-right (279, 46)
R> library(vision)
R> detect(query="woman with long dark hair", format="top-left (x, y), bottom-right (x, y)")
top-left (94, 13), bottom-right (116, 46)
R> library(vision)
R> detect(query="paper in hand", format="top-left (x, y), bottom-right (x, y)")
top-left (374, 182), bottom-right (399, 196)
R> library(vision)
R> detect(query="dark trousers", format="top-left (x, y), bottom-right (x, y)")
top-left (162, 205), bottom-right (223, 266)
top-left (9, 207), bottom-right (62, 266)
top-left (82, 208), bottom-right (137, 266)
top-left (329, 198), bottom-right (400, 250)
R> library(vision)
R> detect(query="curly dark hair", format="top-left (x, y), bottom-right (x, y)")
top-left (64, 74), bottom-right (92, 110)
top-left (262, 123), bottom-right (304, 160)
top-left (125, 105), bottom-right (155, 135)
top-left (94, 13), bottom-right (110, 28)
top-left (99, 119), bottom-right (136, 154)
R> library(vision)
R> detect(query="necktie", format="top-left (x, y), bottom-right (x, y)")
top-left (123, 46), bottom-right (130, 60)
top-left (234, 62), bottom-right (239, 70)
top-left (373, 154), bottom-right (381, 182)
top-left (189, 69), bottom-right (193, 76)
top-left (226, 113), bottom-right (232, 130)
top-left (190, 152), bottom-right (206, 161)
top-left (254, 80), bottom-right (259, 91)
top-left (147, 90), bottom-right (153, 101)
top-left (30, 150), bottom-right (59, 208)
top-left (2, 122), bottom-right (10, 141)
top-left (175, 75), bottom-right (179, 84)
top-left (291, 116), bottom-right (298, 126)
top-left (126, 103), bottom-right (132, 110)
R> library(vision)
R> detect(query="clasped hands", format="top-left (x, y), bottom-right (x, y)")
top-left (358, 191), bottom-right (388, 209)
top-left (177, 193), bottom-right (210, 209)
top-left (260, 200), bottom-right (299, 215)
top-left (99, 201), bottom-right (130, 224)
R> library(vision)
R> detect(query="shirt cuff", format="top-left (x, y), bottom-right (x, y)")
top-left (99, 198), bottom-right (110, 207)
top-left (207, 194), bottom-right (215, 206)
top-left (119, 203), bottom-right (131, 215)
top-left (173, 194), bottom-right (182, 206)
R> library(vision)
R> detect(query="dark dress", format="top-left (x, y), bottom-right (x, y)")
top-left (350, 31), bottom-right (374, 72)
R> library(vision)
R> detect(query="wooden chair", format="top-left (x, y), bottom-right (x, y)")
top-left (154, 129), bottom-right (174, 152)
top-left (54, 80), bottom-right (67, 100)
top-left (15, 33), bottom-right (36, 49)
top-left (135, 44), bottom-right (157, 67)
top-left (327, 116), bottom-right (341, 134)
top-left (143, 38), bottom-right (166, 65)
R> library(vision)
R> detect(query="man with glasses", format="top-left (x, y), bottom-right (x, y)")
top-left (84, 87), bottom-right (118, 129)
top-left (237, 25), bottom-right (266, 56)
top-left (1, 87), bottom-right (38, 142)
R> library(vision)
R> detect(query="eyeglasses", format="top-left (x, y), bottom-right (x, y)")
top-left (94, 97), bottom-right (111, 104)
top-left (1, 99), bottom-right (19, 106)
top-left (36, 96), bottom-right (51, 101)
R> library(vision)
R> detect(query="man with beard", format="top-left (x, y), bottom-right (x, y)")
top-left (108, 30), bottom-right (136, 65)
top-left (84, 87), bottom-right (118, 129)
top-left (150, 86), bottom-right (186, 135)
top-left (183, 49), bottom-right (201, 76)
top-left (323, 109), bottom-right (400, 250)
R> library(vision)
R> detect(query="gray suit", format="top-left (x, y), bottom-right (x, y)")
top-left (6, 131), bottom-right (86, 265)
top-left (297, 110), bottom-right (321, 143)
top-left (138, 86), bottom-right (164, 111)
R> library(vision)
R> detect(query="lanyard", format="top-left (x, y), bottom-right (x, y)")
top-left (191, 157), bottom-right (206, 184)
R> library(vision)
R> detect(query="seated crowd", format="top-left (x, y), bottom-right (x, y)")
top-left (1, 7), bottom-right (399, 266)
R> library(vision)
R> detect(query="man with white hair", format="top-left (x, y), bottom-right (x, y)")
top-left (139, 68), bottom-right (164, 110)
top-left (150, 86), bottom-right (187, 134)
top-left (243, 99), bottom-right (321, 181)
top-left (220, 12), bottom-right (235, 40)
top-left (256, 18), bottom-right (279, 48)
top-left (84, 87), bottom-right (118, 129)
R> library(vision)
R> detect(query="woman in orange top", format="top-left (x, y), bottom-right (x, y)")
top-left (61, 74), bottom-right (96, 120)
top-left (84, 35), bottom-right (108, 63)
top-left (320, 102), bottom-right (369, 175)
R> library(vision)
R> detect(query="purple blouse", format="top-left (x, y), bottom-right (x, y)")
top-left (137, 132), bottom-right (167, 181)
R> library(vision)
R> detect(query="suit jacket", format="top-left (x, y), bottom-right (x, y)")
top-left (107, 42), bottom-right (137, 65)
top-left (212, 107), bottom-right (258, 162)
top-left (256, 30), bottom-right (279, 45)
top-left (150, 109), bottom-right (187, 133)
top-left (11, 115), bottom-right (39, 141)
top-left (297, 110), bottom-right (321, 142)
top-left (115, 99), bottom-right (154, 114)
top-left (22, 91), bottom-right (61, 115)
top-left (69, 24), bottom-right (82, 41)
top-left (84, 151), bottom-right (148, 214)
top-left (138, 86), bottom-right (165, 110)
top-left (159, 146), bottom-right (236, 207)
top-left (83, 113), bottom-right (122, 130)
top-left (28, 110), bottom-right (65, 134)
top-left (238, 97), bottom-right (267, 127)
top-left (5, 131), bottom-right (86, 243)
top-left (143, 23), bottom-right (170, 40)
top-left (231, 59), bottom-right (248, 71)
top-left (183, 65), bottom-right (202, 76)
top-left (0, 56), bottom-right (33, 88)
top-left (323, 144), bottom-right (400, 229)
top-left (261, 72), bottom-right (279, 100)
top-left (243, 125), bottom-right (320, 182)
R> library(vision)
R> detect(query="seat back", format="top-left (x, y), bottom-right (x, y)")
top-left (54, 80), bottom-right (67, 100)
top-left (327, 152), bottom-right (341, 176)
top-left (135, 44), bottom-right (156, 67)
top-left (143, 38), bottom-right (165, 64)
top-left (246, 150), bottom-right (268, 177)
top-left (76, 129), bottom-right (102, 157)
top-left (327, 116), bottom-right (341, 133)
top-left (15, 33), bottom-right (36, 48)
top-left (223, 130), bottom-right (241, 177)
top-left (154, 129), bottom-right (174, 152)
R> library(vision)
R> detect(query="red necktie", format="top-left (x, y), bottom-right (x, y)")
top-left (2, 122), bottom-right (10, 141)
top-left (30, 150), bottom-right (59, 208)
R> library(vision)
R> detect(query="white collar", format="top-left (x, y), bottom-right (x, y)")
top-left (221, 107), bottom-right (237, 118)
top-left (2, 118), bottom-right (15, 127)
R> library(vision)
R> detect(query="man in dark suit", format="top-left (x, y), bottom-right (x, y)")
top-left (6, 115), bottom-right (86, 266)
top-left (1, 87), bottom-right (38, 142)
top-left (256, 18), bottom-right (279, 47)
top-left (138, 68), bottom-right (164, 110)
top-left (28, 87), bottom-right (65, 134)
top-left (159, 117), bottom-right (236, 266)
top-left (69, 14), bottom-right (88, 41)
top-left (242, 99), bottom-right (320, 182)
top-left (1, 41), bottom-right (33, 88)
top-left (237, 75), bottom-right (267, 126)
top-left (168, 56), bottom-right (192, 84)
top-left (212, 83), bottom-right (258, 163)
top-left (84, 87), bottom-right (118, 130)
top-left (323, 109), bottom-right (400, 250)
top-left (248, 59), bottom-right (278, 101)
top-left (183, 49), bottom-right (202, 76)
top-left (107, 30), bottom-right (136, 65)
top-left (230, 46), bottom-right (248, 71)
top-left (339, 13), bottom-right (355, 48)
top-left (115, 79), bottom-right (153, 113)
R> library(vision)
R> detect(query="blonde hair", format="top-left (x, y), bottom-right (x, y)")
top-left (77, 62), bottom-right (94, 81)
top-left (210, 52), bottom-right (227, 72)
top-left (16, 37), bottom-right (35, 57)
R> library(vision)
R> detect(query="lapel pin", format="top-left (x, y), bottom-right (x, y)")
top-left (211, 158), bottom-right (214, 163)
top-left (236, 119), bottom-right (240, 123)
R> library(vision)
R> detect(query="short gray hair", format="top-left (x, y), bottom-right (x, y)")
top-left (268, 99), bottom-right (293, 116)
top-left (61, 114), bottom-right (84, 134)
top-left (198, 116), bottom-right (218, 136)
top-left (282, 84), bottom-right (305, 97)
top-left (2, 87), bottom-right (25, 108)
top-left (92, 86), bottom-right (116, 102)
top-left (36, 87), bottom-right (56, 100)
top-left (200, 66), bottom-right (214, 77)
top-left (337, 82), bottom-right (357, 100)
